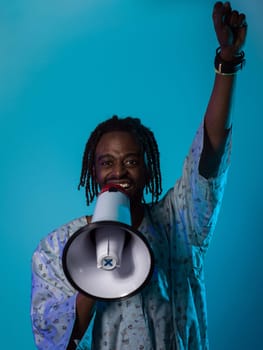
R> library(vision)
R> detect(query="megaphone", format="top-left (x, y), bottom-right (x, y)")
top-left (62, 184), bottom-right (154, 301)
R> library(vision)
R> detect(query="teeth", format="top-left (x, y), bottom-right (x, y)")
top-left (119, 183), bottom-right (130, 189)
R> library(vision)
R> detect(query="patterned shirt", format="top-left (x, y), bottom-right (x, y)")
top-left (31, 123), bottom-right (231, 349)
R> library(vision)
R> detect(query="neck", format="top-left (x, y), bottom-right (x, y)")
top-left (130, 202), bottom-right (145, 229)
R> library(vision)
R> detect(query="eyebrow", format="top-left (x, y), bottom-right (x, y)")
top-left (96, 152), bottom-right (142, 161)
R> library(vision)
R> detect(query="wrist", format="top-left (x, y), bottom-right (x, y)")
top-left (214, 47), bottom-right (245, 75)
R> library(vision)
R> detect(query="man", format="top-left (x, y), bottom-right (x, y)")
top-left (31, 2), bottom-right (247, 349)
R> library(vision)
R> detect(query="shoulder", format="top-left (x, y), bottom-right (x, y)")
top-left (35, 216), bottom-right (88, 254)
top-left (145, 188), bottom-right (174, 219)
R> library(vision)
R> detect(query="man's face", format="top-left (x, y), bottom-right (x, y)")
top-left (94, 131), bottom-right (148, 205)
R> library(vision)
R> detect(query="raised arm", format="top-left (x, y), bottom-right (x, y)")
top-left (200, 1), bottom-right (247, 177)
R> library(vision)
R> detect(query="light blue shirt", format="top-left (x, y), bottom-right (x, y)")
top-left (31, 123), bottom-right (231, 349)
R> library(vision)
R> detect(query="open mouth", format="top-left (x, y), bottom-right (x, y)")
top-left (106, 181), bottom-right (132, 190)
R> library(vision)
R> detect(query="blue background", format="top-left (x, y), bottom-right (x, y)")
top-left (1, 0), bottom-right (262, 348)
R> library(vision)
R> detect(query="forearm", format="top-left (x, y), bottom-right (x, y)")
top-left (199, 72), bottom-right (235, 178)
top-left (204, 72), bottom-right (235, 151)
top-left (67, 293), bottom-right (96, 348)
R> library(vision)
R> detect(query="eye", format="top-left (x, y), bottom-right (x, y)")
top-left (124, 158), bottom-right (139, 167)
top-left (99, 160), bottom-right (113, 167)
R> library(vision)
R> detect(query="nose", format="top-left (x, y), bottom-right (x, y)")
top-left (111, 161), bottom-right (127, 178)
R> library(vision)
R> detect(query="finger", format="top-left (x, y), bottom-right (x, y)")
top-left (237, 13), bottom-right (247, 28)
top-left (229, 10), bottom-right (239, 27)
top-left (212, 2), bottom-right (225, 31)
top-left (213, 2), bottom-right (232, 30)
top-left (227, 10), bottom-right (246, 28)
top-left (222, 2), bottom-right (232, 23)
top-left (234, 25), bottom-right (248, 51)
top-left (228, 10), bottom-right (247, 50)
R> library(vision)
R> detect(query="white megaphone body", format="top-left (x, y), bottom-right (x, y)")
top-left (62, 184), bottom-right (154, 301)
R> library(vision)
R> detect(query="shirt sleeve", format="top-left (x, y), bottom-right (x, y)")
top-left (169, 120), bottom-right (232, 249)
top-left (31, 222), bottom-right (81, 349)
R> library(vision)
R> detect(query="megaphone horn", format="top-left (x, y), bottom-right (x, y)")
top-left (62, 184), bottom-right (154, 301)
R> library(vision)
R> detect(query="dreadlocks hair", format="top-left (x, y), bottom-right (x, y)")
top-left (78, 115), bottom-right (162, 206)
